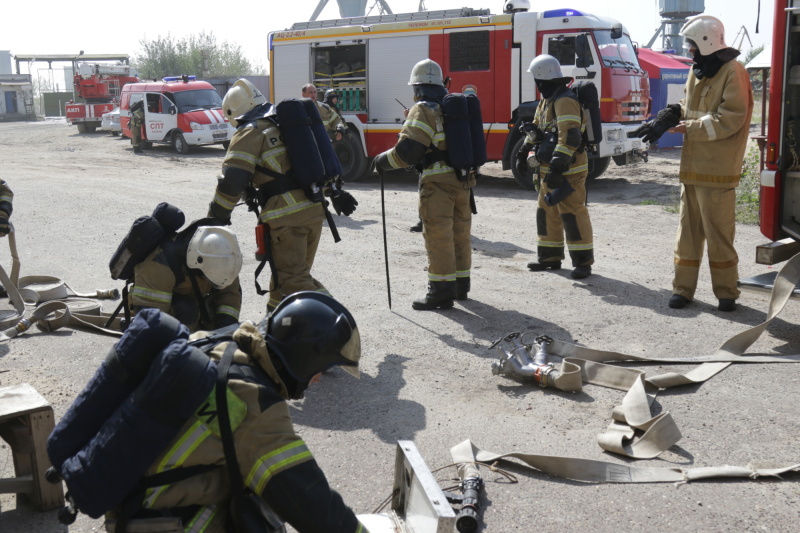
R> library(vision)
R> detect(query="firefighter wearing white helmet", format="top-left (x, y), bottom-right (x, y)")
top-left (210, 79), bottom-right (341, 313)
top-left (374, 58), bottom-right (477, 310)
top-left (503, 0), bottom-right (530, 14)
top-left (518, 54), bottom-right (593, 280)
top-left (130, 222), bottom-right (243, 332)
top-left (652, 15), bottom-right (753, 312)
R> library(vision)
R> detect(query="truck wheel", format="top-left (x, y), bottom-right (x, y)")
top-left (76, 123), bottom-right (88, 134)
top-left (111, 131), bottom-right (119, 137)
top-left (587, 156), bottom-right (611, 179)
top-left (85, 125), bottom-right (97, 133)
top-left (335, 131), bottom-right (369, 182)
top-left (510, 136), bottom-right (536, 190)
top-left (173, 132), bottom-right (190, 155)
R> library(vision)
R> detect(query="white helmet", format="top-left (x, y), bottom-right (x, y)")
top-left (680, 15), bottom-right (727, 56)
top-left (503, 0), bottom-right (530, 13)
top-left (408, 59), bottom-right (444, 86)
top-left (528, 54), bottom-right (564, 80)
top-left (222, 79), bottom-right (267, 127)
top-left (186, 226), bottom-right (243, 289)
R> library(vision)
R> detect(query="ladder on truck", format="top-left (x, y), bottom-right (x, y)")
top-left (292, 7), bottom-right (490, 29)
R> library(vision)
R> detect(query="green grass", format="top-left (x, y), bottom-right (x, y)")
top-left (639, 199), bottom-right (658, 205)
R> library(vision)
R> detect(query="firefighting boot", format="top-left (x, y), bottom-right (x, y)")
top-left (412, 281), bottom-right (455, 310)
top-left (455, 277), bottom-right (470, 301)
top-left (410, 219), bottom-right (423, 232)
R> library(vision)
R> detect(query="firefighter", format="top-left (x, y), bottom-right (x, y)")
top-left (374, 59), bottom-right (475, 310)
top-left (302, 83), bottom-right (345, 141)
top-left (0, 179), bottom-right (13, 297)
top-left (634, 16), bottom-right (753, 312)
top-left (130, 225), bottom-right (243, 332)
top-left (101, 293), bottom-right (366, 532)
top-left (129, 99), bottom-right (145, 154)
top-left (210, 79), bottom-right (357, 313)
top-left (518, 54), bottom-right (593, 280)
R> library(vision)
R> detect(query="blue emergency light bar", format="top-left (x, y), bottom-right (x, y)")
top-left (543, 9), bottom-right (585, 18)
top-left (162, 75), bottom-right (197, 82)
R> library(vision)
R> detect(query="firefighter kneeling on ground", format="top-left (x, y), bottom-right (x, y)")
top-left (49, 293), bottom-right (367, 532)
top-left (209, 79), bottom-right (358, 313)
top-left (373, 59), bottom-right (475, 310)
top-left (517, 54), bottom-right (594, 280)
top-left (130, 224), bottom-right (243, 332)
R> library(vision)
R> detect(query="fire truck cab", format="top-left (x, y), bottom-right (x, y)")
top-left (120, 75), bottom-right (234, 154)
top-left (269, 6), bottom-right (649, 186)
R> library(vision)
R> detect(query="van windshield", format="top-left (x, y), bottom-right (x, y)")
top-left (166, 89), bottom-right (223, 113)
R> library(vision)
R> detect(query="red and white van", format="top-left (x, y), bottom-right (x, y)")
top-left (120, 75), bottom-right (234, 153)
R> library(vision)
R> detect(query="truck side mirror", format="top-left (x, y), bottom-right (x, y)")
top-left (169, 106), bottom-right (176, 115)
top-left (575, 34), bottom-right (594, 69)
top-left (610, 23), bottom-right (623, 40)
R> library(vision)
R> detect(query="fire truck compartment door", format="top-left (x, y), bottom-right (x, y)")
top-left (144, 93), bottom-right (177, 142)
top-left (273, 43), bottom-right (310, 103)
top-left (368, 36), bottom-right (428, 123)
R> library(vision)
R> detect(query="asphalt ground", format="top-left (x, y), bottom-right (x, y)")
top-left (0, 120), bottom-right (798, 532)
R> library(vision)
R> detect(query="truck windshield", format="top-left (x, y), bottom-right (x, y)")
top-left (593, 30), bottom-right (642, 71)
top-left (168, 89), bottom-right (223, 113)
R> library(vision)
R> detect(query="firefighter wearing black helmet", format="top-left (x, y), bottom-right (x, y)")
top-left (103, 292), bottom-right (366, 532)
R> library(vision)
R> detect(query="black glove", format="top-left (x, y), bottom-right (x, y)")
top-left (0, 212), bottom-right (10, 237)
top-left (516, 143), bottom-right (533, 175)
top-left (633, 104), bottom-right (681, 144)
top-left (545, 171), bottom-right (563, 189)
top-left (373, 150), bottom-right (392, 174)
top-left (544, 181), bottom-right (575, 206)
top-left (331, 191), bottom-right (358, 216)
top-left (519, 122), bottom-right (544, 143)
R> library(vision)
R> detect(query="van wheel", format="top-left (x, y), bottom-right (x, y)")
top-left (335, 131), bottom-right (369, 182)
top-left (587, 156), bottom-right (610, 179)
top-left (173, 132), bottom-right (190, 154)
top-left (510, 136), bottom-right (536, 190)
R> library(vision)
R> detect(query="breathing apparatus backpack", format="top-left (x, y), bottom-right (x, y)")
top-left (438, 93), bottom-right (487, 180)
top-left (570, 81), bottom-right (602, 154)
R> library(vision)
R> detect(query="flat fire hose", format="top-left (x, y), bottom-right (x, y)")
top-left (0, 230), bottom-right (122, 341)
top-left (450, 439), bottom-right (800, 485)
top-left (489, 252), bottom-right (800, 459)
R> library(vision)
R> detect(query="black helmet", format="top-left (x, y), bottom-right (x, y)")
top-left (265, 292), bottom-right (360, 399)
top-left (324, 89), bottom-right (339, 106)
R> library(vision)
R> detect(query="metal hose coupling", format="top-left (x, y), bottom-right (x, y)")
top-left (490, 332), bottom-right (561, 388)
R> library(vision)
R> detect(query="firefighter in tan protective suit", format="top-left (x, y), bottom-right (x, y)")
top-left (302, 83), bottom-right (346, 141)
top-left (129, 225), bottom-right (243, 332)
top-left (104, 292), bottom-right (367, 532)
top-left (634, 15), bottom-right (753, 312)
top-left (517, 54), bottom-right (593, 279)
top-left (209, 80), bottom-right (357, 313)
top-left (0, 179), bottom-right (13, 238)
top-left (374, 59), bottom-right (476, 310)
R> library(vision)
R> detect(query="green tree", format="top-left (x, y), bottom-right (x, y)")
top-left (134, 31), bottom-right (265, 79)
top-left (741, 44), bottom-right (765, 66)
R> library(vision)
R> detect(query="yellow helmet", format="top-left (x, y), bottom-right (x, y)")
top-left (222, 79), bottom-right (267, 127)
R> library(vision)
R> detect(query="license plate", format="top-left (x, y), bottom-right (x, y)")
top-left (212, 132), bottom-right (227, 139)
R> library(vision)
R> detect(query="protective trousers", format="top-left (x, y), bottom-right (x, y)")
top-left (131, 123), bottom-right (142, 149)
top-left (420, 180), bottom-right (472, 284)
top-left (673, 184), bottom-right (739, 300)
top-left (267, 213), bottom-right (329, 311)
top-left (535, 172), bottom-right (593, 267)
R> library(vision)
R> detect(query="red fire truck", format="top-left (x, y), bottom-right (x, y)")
top-left (65, 61), bottom-right (139, 133)
top-left (269, 5), bottom-right (650, 185)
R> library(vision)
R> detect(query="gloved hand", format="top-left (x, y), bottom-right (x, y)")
top-left (519, 122), bottom-right (544, 143)
top-left (516, 143), bottom-right (533, 175)
top-left (372, 149), bottom-right (392, 174)
top-left (544, 181), bottom-right (575, 206)
top-left (633, 104), bottom-right (681, 144)
top-left (332, 191), bottom-right (358, 216)
top-left (0, 212), bottom-right (10, 237)
top-left (544, 171), bottom-right (563, 189)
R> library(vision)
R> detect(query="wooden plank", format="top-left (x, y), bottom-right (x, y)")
top-left (0, 383), bottom-right (50, 421)
top-left (28, 408), bottom-right (63, 510)
top-left (0, 474), bottom-right (33, 494)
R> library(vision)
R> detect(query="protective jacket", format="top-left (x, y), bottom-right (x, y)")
top-left (529, 87), bottom-right (593, 267)
top-left (315, 101), bottom-right (345, 138)
top-left (130, 108), bottom-right (145, 148)
top-left (209, 118), bottom-right (328, 311)
top-left (106, 322), bottom-right (365, 533)
top-left (129, 236), bottom-right (242, 332)
top-left (678, 57), bottom-right (754, 187)
top-left (0, 180), bottom-right (13, 217)
top-left (382, 101), bottom-right (475, 285)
